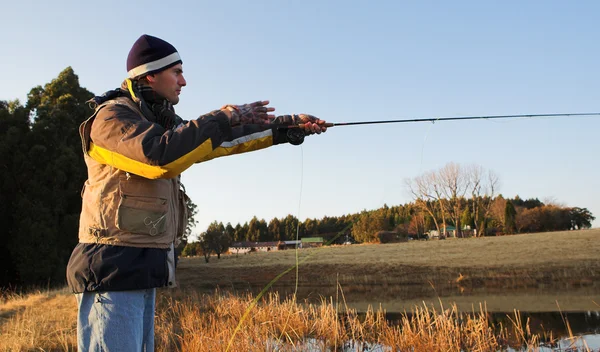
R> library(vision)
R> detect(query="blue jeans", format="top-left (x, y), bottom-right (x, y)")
top-left (76, 288), bottom-right (156, 351)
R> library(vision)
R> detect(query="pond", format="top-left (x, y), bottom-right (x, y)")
top-left (264, 311), bottom-right (600, 352)
top-left (396, 310), bottom-right (600, 351)
top-left (240, 284), bottom-right (600, 351)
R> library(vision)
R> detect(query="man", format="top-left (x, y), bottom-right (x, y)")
top-left (66, 34), bottom-right (326, 351)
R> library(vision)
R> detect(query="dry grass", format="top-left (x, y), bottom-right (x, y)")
top-left (154, 289), bottom-right (555, 352)
top-left (0, 287), bottom-right (593, 352)
top-left (0, 287), bottom-right (77, 351)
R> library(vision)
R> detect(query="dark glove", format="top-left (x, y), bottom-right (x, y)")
top-left (273, 114), bottom-right (327, 135)
top-left (273, 114), bottom-right (328, 145)
top-left (221, 100), bottom-right (275, 126)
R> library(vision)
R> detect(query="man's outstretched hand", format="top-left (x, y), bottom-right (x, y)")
top-left (296, 114), bottom-right (327, 134)
top-left (220, 102), bottom-right (328, 135)
top-left (273, 114), bottom-right (328, 134)
top-left (221, 100), bottom-right (275, 126)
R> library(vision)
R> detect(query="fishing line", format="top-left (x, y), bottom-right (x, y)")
top-left (226, 110), bottom-right (599, 349)
top-left (227, 145), bottom-right (306, 351)
top-left (294, 146), bottom-right (303, 297)
top-left (224, 146), bottom-right (362, 350)
top-left (294, 146), bottom-right (304, 299)
top-left (275, 145), bottom-right (304, 344)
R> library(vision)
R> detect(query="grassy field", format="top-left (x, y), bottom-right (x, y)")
top-left (182, 229), bottom-right (600, 268)
top-left (177, 229), bottom-right (600, 312)
top-left (0, 229), bottom-right (598, 351)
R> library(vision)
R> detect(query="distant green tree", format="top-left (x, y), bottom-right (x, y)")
top-left (460, 207), bottom-right (474, 230)
top-left (204, 221), bottom-right (230, 259)
top-left (569, 207), bottom-right (595, 230)
top-left (241, 222), bottom-right (249, 241)
top-left (512, 196), bottom-right (543, 209)
top-left (225, 222), bottom-right (235, 241)
top-left (352, 210), bottom-right (387, 243)
top-left (257, 219), bottom-right (270, 241)
top-left (204, 221), bottom-right (231, 259)
top-left (267, 217), bottom-right (284, 241)
top-left (181, 241), bottom-right (202, 257)
top-left (504, 201), bottom-right (517, 234)
top-left (282, 215), bottom-right (300, 240)
top-left (304, 218), bottom-right (317, 236)
top-left (247, 217), bottom-right (260, 242)
top-left (233, 223), bottom-right (244, 242)
top-left (198, 232), bottom-right (212, 263)
top-left (184, 196), bottom-right (198, 244)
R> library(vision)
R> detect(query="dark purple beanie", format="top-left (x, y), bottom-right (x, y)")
top-left (127, 34), bottom-right (182, 79)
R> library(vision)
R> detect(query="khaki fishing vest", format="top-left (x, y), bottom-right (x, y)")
top-left (78, 97), bottom-right (187, 249)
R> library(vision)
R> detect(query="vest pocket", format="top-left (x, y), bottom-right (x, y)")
top-left (117, 195), bottom-right (168, 236)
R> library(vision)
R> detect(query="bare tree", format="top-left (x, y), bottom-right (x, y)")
top-left (438, 163), bottom-right (471, 237)
top-left (407, 163), bottom-right (500, 238)
top-left (405, 171), bottom-right (448, 236)
top-left (468, 165), bottom-right (499, 237)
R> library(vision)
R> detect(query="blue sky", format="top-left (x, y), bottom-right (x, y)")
top-left (2, 0), bottom-right (599, 235)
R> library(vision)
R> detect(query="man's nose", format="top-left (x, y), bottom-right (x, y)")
top-left (179, 75), bottom-right (187, 87)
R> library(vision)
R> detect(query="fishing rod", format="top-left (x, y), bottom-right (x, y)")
top-left (289, 112), bottom-right (600, 129)
top-left (275, 112), bottom-right (600, 144)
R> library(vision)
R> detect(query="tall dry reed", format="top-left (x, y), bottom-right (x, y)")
top-left (0, 288), bottom-right (592, 351)
top-left (154, 289), bottom-right (566, 352)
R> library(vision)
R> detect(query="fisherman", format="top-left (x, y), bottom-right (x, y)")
top-left (66, 34), bottom-right (327, 351)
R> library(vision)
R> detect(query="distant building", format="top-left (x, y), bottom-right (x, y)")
top-left (301, 237), bottom-right (324, 248)
top-left (444, 225), bottom-right (457, 237)
top-left (230, 241), bottom-right (284, 254)
top-left (427, 225), bottom-right (457, 239)
top-left (283, 240), bottom-right (301, 249)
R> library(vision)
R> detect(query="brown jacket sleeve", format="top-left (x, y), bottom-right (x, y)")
top-left (87, 104), bottom-right (288, 179)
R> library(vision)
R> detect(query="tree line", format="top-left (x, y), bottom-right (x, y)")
top-left (183, 191), bottom-right (595, 260)
top-left (0, 68), bottom-right (92, 289)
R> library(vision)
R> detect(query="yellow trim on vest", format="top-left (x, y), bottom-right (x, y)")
top-left (88, 139), bottom-right (213, 179)
top-left (197, 135), bottom-right (274, 163)
top-left (88, 134), bottom-right (273, 179)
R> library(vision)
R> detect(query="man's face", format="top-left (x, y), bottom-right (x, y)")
top-left (147, 63), bottom-right (186, 105)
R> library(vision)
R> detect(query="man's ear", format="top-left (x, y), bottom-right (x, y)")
top-left (145, 74), bottom-right (157, 83)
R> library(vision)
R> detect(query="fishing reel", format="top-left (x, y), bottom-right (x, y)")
top-left (286, 128), bottom-right (305, 145)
